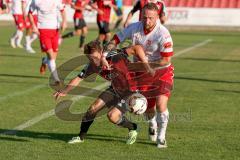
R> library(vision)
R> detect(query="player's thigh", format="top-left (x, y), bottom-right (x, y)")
top-left (87, 98), bottom-right (106, 115)
top-left (156, 95), bottom-right (169, 112)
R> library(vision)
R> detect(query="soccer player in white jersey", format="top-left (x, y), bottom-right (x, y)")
top-left (7, 0), bottom-right (25, 48)
top-left (102, 3), bottom-right (174, 148)
top-left (21, 0), bottom-right (38, 53)
top-left (28, 0), bottom-right (67, 85)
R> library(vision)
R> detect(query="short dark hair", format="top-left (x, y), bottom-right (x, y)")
top-left (84, 40), bottom-right (102, 55)
top-left (142, 3), bottom-right (159, 13)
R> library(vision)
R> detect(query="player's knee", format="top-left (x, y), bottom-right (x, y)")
top-left (107, 111), bottom-right (119, 124)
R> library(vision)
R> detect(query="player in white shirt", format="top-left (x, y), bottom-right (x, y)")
top-left (22, 0), bottom-right (38, 53)
top-left (28, 0), bottom-right (67, 85)
top-left (7, 0), bottom-right (24, 48)
top-left (102, 3), bottom-right (174, 148)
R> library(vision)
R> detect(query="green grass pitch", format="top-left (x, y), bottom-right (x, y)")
top-left (0, 25), bottom-right (240, 160)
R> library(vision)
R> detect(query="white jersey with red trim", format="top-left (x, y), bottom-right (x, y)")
top-left (116, 20), bottom-right (173, 62)
top-left (23, 0), bottom-right (37, 15)
top-left (29, 0), bottom-right (65, 29)
top-left (8, 0), bottom-right (23, 15)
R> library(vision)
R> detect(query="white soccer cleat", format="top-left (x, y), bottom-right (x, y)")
top-left (10, 38), bottom-right (16, 48)
top-left (17, 43), bottom-right (23, 48)
top-left (149, 127), bottom-right (157, 142)
top-left (126, 129), bottom-right (138, 145)
top-left (26, 47), bottom-right (36, 54)
top-left (157, 139), bottom-right (167, 148)
top-left (68, 136), bottom-right (84, 144)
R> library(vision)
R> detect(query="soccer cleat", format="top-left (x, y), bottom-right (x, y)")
top-left (126, 129), bottom-right (138, 145)
top-left (10, 38), bottom-right (16, 48)
top-left (68, 136), bottom-right (84, 144)
top-left (40, 58), bottom-right (47, 75)
top-left (157, 139), bottom-right (167, 148)
top-left (149, 127), bottom-right (157, 142)
top-left (16, 43), bottom-right (23, 48)
top-left (26, 47), bottom-right (36, 54)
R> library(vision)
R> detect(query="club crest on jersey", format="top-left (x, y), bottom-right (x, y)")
top-left (146, 40), bottom-right (152, 46)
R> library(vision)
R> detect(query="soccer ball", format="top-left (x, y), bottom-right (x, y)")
top-left (127, 93), bottom-right (148, 115)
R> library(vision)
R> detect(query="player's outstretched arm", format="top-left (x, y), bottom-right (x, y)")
top-left (53, 77), bottom-right (83, 100)
top-left (126, 45), bottom-right (155, 76)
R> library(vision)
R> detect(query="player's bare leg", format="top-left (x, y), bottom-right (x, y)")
top-left (79, 26), bottom-right (87, 49)
top-left (25, 28), bottom-right (36, 53)
top-left (108, 107), bottom-right (138, 145)
top-left (10, 28), bottom-right (24, 48)
top-left (156, 95), bottom-right (169, 148)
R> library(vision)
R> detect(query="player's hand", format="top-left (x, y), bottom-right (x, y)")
top-left (32, 25), bottom-right (39, 35)
top-left (53, 91), bottom-right (66, 101)
top-left (101, 57), bottom-right (112, 70)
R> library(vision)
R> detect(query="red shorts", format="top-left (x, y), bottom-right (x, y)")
top-left (129, 65), bottom-right (174, 109)
top-left (39, 29), bottom-right (59, 52)
top-left (13, 14), bottom-right (25, 30)
top-left (25, 15), bottom-right (38, 29)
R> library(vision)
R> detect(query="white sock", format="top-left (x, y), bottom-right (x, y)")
top-left (156, 109), bottom-right (169, 141)
top-left (25, 35), bottom-right (31, 48)
top-left (30, 33), bottom-right (38, 44)
top-left (148, 114), bottom-right (157, 130)
top-left (47, 59), bottom-right (60, 82)
top-left (16, 30), bottom-right (23, 45)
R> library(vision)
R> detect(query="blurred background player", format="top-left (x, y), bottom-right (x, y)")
top-left (113, 0), bottom-right (123, 30)
top-left (103, 3), bottom-right (174, 148)
top-left (28, 0), bottom-right (67, 85)
top-left (61, 0), bottom-right (89, 50)
top-left (0, 0), bottom-right (8, 14)
top-left (90, 0), bottom-right (117, 46)
top-left (7, 0), bottom-right (25, 48)
top-left (124, 0), bottom-right (167, 27)
top-left (21, 0), bottom-right (38, 53)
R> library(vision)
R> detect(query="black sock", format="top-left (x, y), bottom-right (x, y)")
top-left (114, 19), bottom-right (122, 29)
top-left (117, 116), bottom-right (137, 131)
top-left (62, 32), bottom-right (74, 39)
top-left (78, 119), bottom-right (94, 140)
top-left (79, 36), bottom-right (85, 48)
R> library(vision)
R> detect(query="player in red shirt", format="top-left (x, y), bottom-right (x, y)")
top-left (124, 0), bottom-right (167, 27)
top-left (54, 40), bottom-right (153, 145)
top-left (0, 0), bottom-right (8, 14)
top-left (61, 0), bottom-right (89, 49)
top-left (90, 0), bottom-right (117, 45)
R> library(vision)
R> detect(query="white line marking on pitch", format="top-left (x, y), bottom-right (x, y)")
top-left (1, 39), bottom-right (213, 135)
top-left (173, 39), bottom-right (212, 58)
top-left (2, 82), bottom-right (109, 135)
top-left (0, 84), bottom-right (47, 102)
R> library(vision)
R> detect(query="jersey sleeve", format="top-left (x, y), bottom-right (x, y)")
top-left (116, 22), bottom-right (137, 43)
top-left (159, 31), bottom-right (174, 57)
top-left (77, 64), bottom-right (95, 79)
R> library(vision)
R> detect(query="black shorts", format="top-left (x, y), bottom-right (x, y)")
top-left (115, 8), bottom-right (123, 17)
top-left (98, 86), bottom-right (120, 108)
top-left (98, 86), bottom-right (133, 113)
top-left (97, 21), bottom-right (110, 34)
top-left (74, 18), bottom-right (87, 30)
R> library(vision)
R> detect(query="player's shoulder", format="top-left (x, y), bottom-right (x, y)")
top-left (127, 21), bottom-right (143, 29)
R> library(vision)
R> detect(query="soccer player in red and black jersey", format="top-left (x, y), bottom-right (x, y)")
top-left (0, 0), bottom-right (8, 14)
top-left (54, 40), bottom-right (153, 145)
top-left (124, 0), bottom-right (167, 27)
top-left (62, 0), bottom-right (89, 49)
top-left (90, 0), bottom-right (117, 45)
